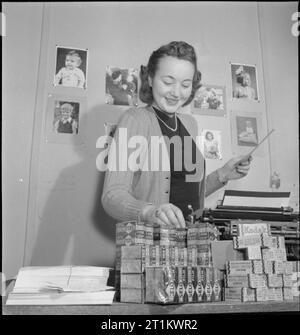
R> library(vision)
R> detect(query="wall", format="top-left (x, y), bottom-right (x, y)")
top-left (2, 3), bottom-right (44, 279)
top-left (2, 2), bottom-right (298, 278)
top-left (258, 2), bottom-right (299, 209)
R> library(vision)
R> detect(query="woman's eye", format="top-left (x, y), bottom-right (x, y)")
top-left (163, 81), bottom-right (173, 85)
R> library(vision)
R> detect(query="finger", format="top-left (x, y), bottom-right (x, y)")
top-left (236, 166), bottom-right (249, 174)
top-left (236, 164), bottom-right (250, 172)
top-left (156, 217), bottom-right (169, 227)
top-left (239, 159), bottom-right (250, 166)
top-left (158, 210), bottom-right (172, 226)
top-left (171, 205), bottom-right (186, 228)
top-left (165, 209), bottom-right (181, 228)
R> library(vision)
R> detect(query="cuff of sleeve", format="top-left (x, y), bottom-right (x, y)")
top-left (138, 203), bottom-right (156, 222)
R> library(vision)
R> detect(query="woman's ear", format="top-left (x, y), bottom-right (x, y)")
top-left (148, 76), bottom-right (152, 88)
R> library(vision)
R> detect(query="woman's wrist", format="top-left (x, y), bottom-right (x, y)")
top-left (139, 204), bottom-right (156, 222)
top-left (217, 168), bottom-right (228, 185)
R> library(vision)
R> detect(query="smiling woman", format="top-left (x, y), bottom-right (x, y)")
top-left (101, 41), bottom-right (253, 228)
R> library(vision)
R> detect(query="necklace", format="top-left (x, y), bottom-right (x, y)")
top-left (153, 107), bottom-right (178, 132)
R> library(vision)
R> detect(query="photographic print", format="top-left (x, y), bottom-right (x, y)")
top-left (236, 116), bottom-right (258, 147)
top-left (192, 85), bottom-right (226, 116)
top-left (230, 110), bottom-right (265, 156)
top-left (45, 94), bottom-right (86, 145)
top-left (54, 46), bottom-right (88, 89)
top-left (200, 129), bottom-right (222, 160)
top-left (103, 122), bottom-right (117, 148)
top-left (230, 63), bottom-right (259, 101)
top-left (53, 100), bottom-right (80, 135)
top-left (105, 66), bottom-right (138, 106)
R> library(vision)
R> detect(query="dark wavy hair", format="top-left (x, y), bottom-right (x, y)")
top-left (139, 41), bottom-right (202, 107)
top-left (236, 72), bottom-right (251, 87)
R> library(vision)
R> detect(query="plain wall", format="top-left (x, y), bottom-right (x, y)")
top-left (2, 3), bottom-right (44, 279)
top-left (258, 2), bottom-right (299, 207)
top-left (2, 2), bottom-right (298, 279)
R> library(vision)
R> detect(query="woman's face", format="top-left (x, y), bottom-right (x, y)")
top-left (149, 56), bottom-right (194, 115)
top-left (206, 132), bottom-right (213, 140)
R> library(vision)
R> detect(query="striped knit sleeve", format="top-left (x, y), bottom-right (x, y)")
top-left (101, 109), bottom-right (152, 222)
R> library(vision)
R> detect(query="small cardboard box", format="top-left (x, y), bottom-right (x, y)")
top-left (210, 241), bottom-right (244, 271)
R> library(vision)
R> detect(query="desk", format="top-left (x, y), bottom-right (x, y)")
top-left (3, 299), bottom-right (300, 315)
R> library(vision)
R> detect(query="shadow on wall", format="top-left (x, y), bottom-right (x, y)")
top-left (30, 104), bottom-right (124, 267)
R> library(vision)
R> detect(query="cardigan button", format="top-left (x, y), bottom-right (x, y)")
top-left (165, 191), bottom-right (169, 194)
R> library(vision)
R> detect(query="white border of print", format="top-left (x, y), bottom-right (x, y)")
top-left (54, 45), bottom-right (89, 89)
top-left (192, 85), bottom-right (226, 117)
top-left (230, 62), bottom-right (259, 102)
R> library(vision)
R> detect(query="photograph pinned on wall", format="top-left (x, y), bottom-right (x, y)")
top-left (54, 46), bottom-right (88, 89)
top-left (45, 94), bottom-right (86, 145)
top-left (103, 122), bottom-right (117, 148)
top-left (53, 100), bottom-right (79, 135)
top-left (105, 66), bottom-right (138, 106)
top-left (192, 85), bottom-right (226, 116)
top-left (230, 110), bottom-right (265, 156)
top-left (230, 63), bottom-right (259, 101)
top-left (200, 129), bottom-right (222, 160)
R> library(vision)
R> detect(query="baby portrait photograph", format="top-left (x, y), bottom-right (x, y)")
top-left (192, 85), bottom-right (226, 116)
top-left (54, 46), bottom-right (88, 89)
top-left (231, 63), bottom-right (259, 101)
top-left (236, 116), bottom-right (258, 147)
top-left (201, 129), bottom-right (222, 160)
top-left (105, 66), bottom-right (138, 106)
top-left (52, 100), bottom-right (80, 135)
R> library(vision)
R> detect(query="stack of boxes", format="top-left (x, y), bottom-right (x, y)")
top-left (115, 221), bottom-right (221, 304)
top-left (145, 265), bottom-right (222, 304)
top-left (291, 261), bottom-right (300, 298)
top-left (224, 222), bottom-right (295, 302)
top-left (115, 220), bottom-right (298, 304)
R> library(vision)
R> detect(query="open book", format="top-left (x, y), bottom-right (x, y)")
top-left (6, 265), bottom-right (115, 305)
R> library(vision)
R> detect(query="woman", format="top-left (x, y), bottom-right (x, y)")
top-left (102, 41), bottom-right (251, 228)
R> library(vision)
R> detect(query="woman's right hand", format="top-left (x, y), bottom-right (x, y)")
top-left (141, 203), bottom-right (186, 228)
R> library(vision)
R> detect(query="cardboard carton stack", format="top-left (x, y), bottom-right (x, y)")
top-left (224, 222), bottom-right (295, 302)
top-left (115, 221), bottom-right (222, 303)
top-left (291, 261), bottom-right (300, 298)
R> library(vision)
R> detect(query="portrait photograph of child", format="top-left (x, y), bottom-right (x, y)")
top-left (192, 85), bottom-right (226, 116)
top-left (105, 66), bottom-right (138, 106)
top-left (54, 46), bottom-right (88, 89)
top-left (236, 116), bottom-right (258, 147)
top-left (200, 129), bottom-right (222, 160)
top-left (53, 100), bottom-right (80, 135)
top-left (231, 63), bottom-right (259, 101)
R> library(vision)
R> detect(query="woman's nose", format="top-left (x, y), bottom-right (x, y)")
top-left (170, 83), bottom-right (180, 97)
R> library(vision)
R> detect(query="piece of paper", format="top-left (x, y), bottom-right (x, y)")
top-left (222, 190), bottom-right (290, 208)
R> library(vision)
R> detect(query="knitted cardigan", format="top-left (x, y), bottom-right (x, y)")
top-left (101, 105), bottom-right (224, 222)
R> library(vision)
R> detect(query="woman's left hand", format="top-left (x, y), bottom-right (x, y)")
top-left (218, 155), bottom-right (252, 183)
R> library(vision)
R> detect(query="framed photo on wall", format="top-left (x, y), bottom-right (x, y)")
top-left (192, 85), bottom-right (226, 116)
top-left (54, 46), bottom-right (88, 89)
top-left (230, 63), bottom-right (259, 101)
top-left (44, 94), bottom-right (87, 145)
top-left (230, 110), bottom-right (265, 156)
top-left (105, 66), bottom-right (139, 106)
top-left (200, 129), bottom-right (223, 160)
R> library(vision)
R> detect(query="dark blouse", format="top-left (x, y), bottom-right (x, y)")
top-left (153, 107), bottom-right (200, 219)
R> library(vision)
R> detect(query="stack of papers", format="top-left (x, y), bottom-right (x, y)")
top-left (6, 265), bottom-right (115, 305)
